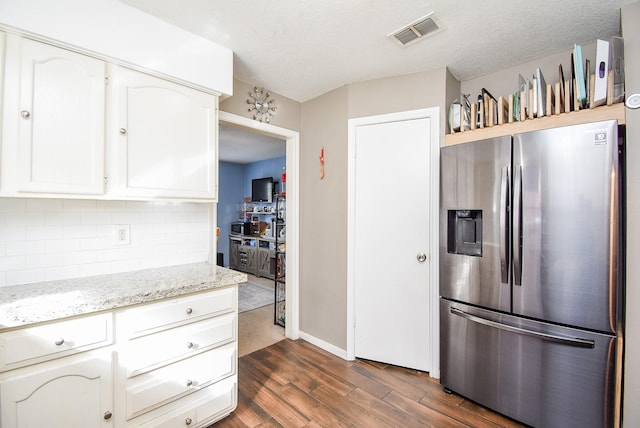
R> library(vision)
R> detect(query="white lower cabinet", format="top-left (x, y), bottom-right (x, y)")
top-left (124, 344), bottom-right (236, 420)
top-left (135, 376), bottom-right (237, 428)
top-left (0, 286), bottom-right (238, 428)
top-left (116, 287), bottom-right (238, 427)
top-left (0, 352), bottom-right (114, 428)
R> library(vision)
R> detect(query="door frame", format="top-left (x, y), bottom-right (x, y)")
top-left (346, 107), bottom-right (440, 377)
top-left (218, 111), bottom-right (300, 341)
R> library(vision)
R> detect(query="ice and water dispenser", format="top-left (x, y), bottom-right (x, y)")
top-left (447, 210), bottom-right (482, 256)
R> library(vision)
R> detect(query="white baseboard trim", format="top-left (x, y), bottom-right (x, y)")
top-left (298, 330), bottom-right (350, 360)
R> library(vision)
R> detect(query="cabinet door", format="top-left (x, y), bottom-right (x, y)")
top-left (246, 246), bottom-right (258, 274)
top-left (0, 355), bottom-right (113, 427)
top-left (15, 37), bottom-right (106, 194)
top-left (113, 66), bottom-right (217, 200)
top-left (229, 240), bottom-right (239, 269)
top-left (257, 248), bottom-right (274, 279)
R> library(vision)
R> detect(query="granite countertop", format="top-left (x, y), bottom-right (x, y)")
top-left (0, 263), bottom-right (247, 330)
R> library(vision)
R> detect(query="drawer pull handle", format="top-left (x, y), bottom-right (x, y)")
top-left (186, 307), bottom-right (193, 315)
top-left (21, 110), bottom-right (31, 119)
top-left (103, 411), bottom-right (112, 420)
top-left (54, 338), bottom-right (65, 346)
top-left (186, 379), bottom-right (193, 387)
top-left (186, 341), bottom-right (194, 349)
top-left (185, 417), bottom-right (193, 425)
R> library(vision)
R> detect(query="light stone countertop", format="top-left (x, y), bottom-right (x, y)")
top-left (0, 263), bottom-right (247, 330)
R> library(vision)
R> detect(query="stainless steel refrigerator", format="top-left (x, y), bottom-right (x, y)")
top-left (439, 120), bottom-right (623, 427)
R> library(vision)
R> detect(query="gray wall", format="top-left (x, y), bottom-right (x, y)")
top-left (299, 86), bottom-right (349, 347)
top-left (622, 3), bottom-right (640, 426)
top-left (220, 79), bottom-right (301, 132)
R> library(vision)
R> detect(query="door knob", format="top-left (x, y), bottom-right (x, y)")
top-left (416, 253), bottom-right (427, 263)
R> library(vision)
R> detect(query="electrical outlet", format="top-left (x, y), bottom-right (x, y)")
top-left (113, 224), bottom-right (131, 246)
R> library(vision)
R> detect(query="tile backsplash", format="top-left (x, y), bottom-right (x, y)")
top-left (0, 198), bottom-right (211, 287)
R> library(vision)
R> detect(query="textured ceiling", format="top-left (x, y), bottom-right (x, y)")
top-left (219, 124), bottom-right (285, 164)
top-left (121, 0), bottom-right (630, 103)
top-left (119, 0), bottom-right (631, 163)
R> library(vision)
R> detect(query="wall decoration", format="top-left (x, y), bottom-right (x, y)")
top-left (247, 87), bottom-right (277, 122)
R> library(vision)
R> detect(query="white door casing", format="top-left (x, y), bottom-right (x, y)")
top-left (347, 108), bottom-right (440, 376)
top-left (217, 111), bottom-right (300, 341)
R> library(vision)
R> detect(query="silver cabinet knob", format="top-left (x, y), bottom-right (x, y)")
top-left (21, 110), bottom-right (31, 119)
top-left (186, 341), bottom-right (194, 349)
top-left (103, 411), bottom-right (112, 420)
top-left (185, 417), bottom-right (193, 425)
top-left (416, 253), bottom-right (427, 263)
top-left (186, 379), bottom-right (193, 387)
top-left (54, 338), bottom-right (65, 346)
top-left (119, 128), bottom-right (127, 134)
top-left (186, 307), bottom-right (193, 315)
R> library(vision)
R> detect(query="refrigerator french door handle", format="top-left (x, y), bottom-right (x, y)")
top-left (450, 307), bottom-right (595, 348)
top-left (513, 165), bottom-right (523, 286)
top-left (499, 167), bottom-right (510, 284)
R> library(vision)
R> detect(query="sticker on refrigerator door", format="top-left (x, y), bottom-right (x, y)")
top-left (593, 130), bottom-right (608, 145)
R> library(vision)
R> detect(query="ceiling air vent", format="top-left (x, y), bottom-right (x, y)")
top-left (388, 13), bottom-right (443, 47)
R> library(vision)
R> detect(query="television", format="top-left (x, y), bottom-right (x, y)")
top-left (251, 177), bottom-right (274, 202)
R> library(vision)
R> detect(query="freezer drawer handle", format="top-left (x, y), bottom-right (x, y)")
top-left (450, 307), bottom-right (595, 348)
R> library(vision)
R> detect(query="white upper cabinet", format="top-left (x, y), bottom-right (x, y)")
top-left (110, 66), bottom-right (218, 201)
top-left (13, 36), bottom-right (106, 194)
top-left (0, 33), bottom-right (220, 201)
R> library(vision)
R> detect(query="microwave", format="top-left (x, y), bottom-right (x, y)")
top-left (231, 221), bottom-right (252, 236)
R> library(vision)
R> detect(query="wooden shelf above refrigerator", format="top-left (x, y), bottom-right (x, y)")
top-left (445, 103), bottom-right (626, 146)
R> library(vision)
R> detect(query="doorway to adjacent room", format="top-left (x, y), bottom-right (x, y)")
top-left (218, 111), bottom-right (300, 351)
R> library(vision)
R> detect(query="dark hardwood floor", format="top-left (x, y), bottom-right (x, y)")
top-left (212, 339), bottom-right (526, 427)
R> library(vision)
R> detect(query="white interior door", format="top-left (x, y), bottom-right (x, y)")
top-left (353, 114), bottom-right (432, 372)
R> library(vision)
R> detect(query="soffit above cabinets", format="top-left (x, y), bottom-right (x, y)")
top-left (122, 0), bottom-right (630, 102)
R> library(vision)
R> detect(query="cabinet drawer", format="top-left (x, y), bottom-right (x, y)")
top-left (134, 375), bottom-right (237, 428)
top-left (121, 313), bottom-right (236, 377)
top-left (119, 288), bottom-right (236, 338)
top-left (0, 313), bottom-right (113, 371)
top-left (125, 343), bottom-right (236, 420)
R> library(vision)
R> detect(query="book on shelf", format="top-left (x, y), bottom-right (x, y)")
top-left (593, 38), bottom-right (609, 107)
top-left (536, 68), bottom-right (547, 117)
top-left (449, 102), bottom-right (461, 133)
top-left (609, 36), bottom-right (625, 103)
top-left (482, 88), bottom-right (497, 127)
top-left (573, 44), bottom-right (587, 108)
top-left (585, 58), bottom-right (591, 108)
top-left (518, 74), bottom-right (529, 118)
top-left (558, 64), bottom-right (566, 112)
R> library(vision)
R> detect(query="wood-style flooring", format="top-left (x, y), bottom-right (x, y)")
top-left (212, 339), bottom-right (526, 428)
